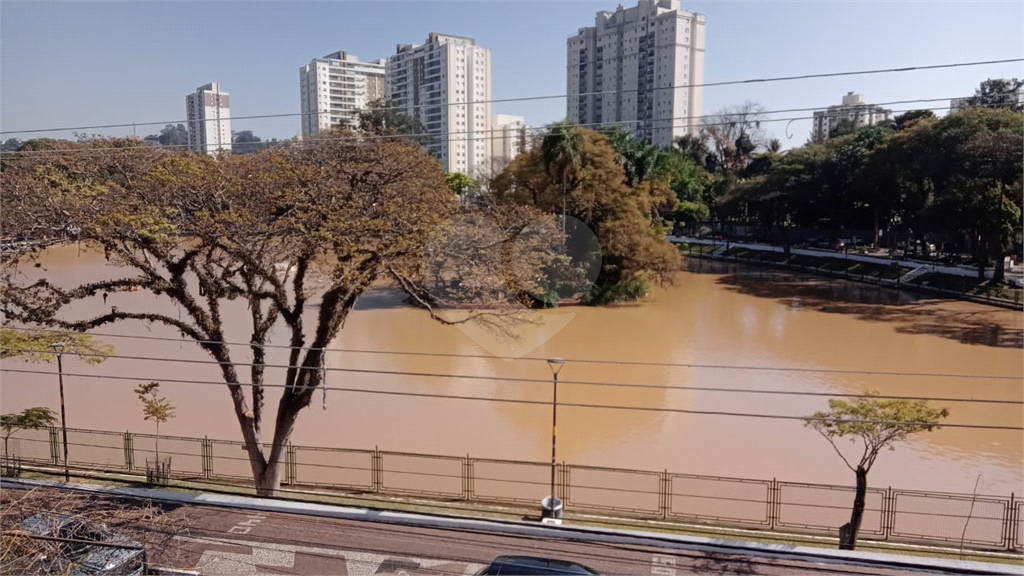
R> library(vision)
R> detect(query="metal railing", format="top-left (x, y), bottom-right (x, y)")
top-left (2, 427), bottom-right (1019, 552)
top-left (677, 242), bottom-right (1024, 310)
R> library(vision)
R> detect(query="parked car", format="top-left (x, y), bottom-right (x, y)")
top-left (475, 556), bottom-right (601, 575)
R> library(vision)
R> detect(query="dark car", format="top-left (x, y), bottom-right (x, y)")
top-left (475, 556), bottom-right (601, 575)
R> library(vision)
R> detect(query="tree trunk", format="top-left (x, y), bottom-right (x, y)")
top-left (840, 466), bottom-right (868, 550)
top-left (992, 233), bottom-right (1006, 282)
top-left (254, 457), bottom-right (284, 497)
top-left (155, 423), bottom-right (160, 461)
top-left (977, 235), bottom-right (987, 280)
top-left (873, 209), bottom-right (880, 250)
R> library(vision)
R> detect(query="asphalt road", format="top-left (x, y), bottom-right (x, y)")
top-left (146, 501), bottom-right (964, 575)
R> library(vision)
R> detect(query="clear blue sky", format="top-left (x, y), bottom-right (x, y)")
top-left (2, 1), bottom-right (1021, 146)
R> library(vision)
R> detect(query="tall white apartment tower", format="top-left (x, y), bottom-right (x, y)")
top-left (490, 114), bottom-right (527, 171)
top-left (299, 51), bottom-right (386, 137)
top-left (386, 33), bottom-right (492, 175)
top-left (567, 0), bottom-right (705, 147)
top-left (186, 83), bottom-right (231, 155)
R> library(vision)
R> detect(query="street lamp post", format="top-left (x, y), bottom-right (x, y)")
top-left (545, 358), bottom-right (565, 519)
top-left (50, 341), bottom-right (70, 482)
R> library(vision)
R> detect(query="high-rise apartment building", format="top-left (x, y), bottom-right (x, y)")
top-left (490, 114), bottom-right (528, 171)
top-left (185, 83), bottom-right (231, 155)
top-left (300, 51), bottom-right (386, 137)
top-left (567, 0), bottom-right (705, 147)
top-left (812, 92), bottom-right (893, 141)
top-left (386, 33), bottom-right (492, 175)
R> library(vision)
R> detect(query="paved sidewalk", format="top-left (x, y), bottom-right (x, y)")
top-left (4, 479), bottom-right (1021, 576)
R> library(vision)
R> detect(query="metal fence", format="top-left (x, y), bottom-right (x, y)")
top-left (2, 427), bottom-right (1020, 552)
top-left (678, 242), bottom-right (1024, 309)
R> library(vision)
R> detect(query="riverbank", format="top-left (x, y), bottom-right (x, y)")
top-left (674, 240), bottom-right (1024, 310)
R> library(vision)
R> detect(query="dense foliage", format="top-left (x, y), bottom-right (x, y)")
top-left (720, 106), bottom-right (1023, 279)
top-left (493, 124), bottom-right (683, 303)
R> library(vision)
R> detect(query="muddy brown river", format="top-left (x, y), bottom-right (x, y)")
top-left (2, 247), bottom-right (1021, 495)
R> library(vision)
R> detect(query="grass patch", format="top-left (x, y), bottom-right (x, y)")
top-left (676, 243), bottom-right (720, 256)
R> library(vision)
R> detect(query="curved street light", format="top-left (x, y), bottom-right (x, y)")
top-left (545, 358), bottom-right (565, 519)
top-left (50, 341), bottom-right (69, 482)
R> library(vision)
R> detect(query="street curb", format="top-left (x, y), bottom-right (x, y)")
top-left (4, 477), bottom-right (1021, 574)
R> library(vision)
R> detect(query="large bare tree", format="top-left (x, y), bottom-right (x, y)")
top-left (1, 134), bottom-right (566, 495)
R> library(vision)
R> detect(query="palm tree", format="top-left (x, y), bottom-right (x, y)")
top-left (541, 121), bottom-right (585, 227)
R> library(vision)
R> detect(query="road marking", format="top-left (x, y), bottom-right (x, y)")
top-left (175, 535), bottom-right (484, 575)
top-left (651, 553), bottom-right (677, 576)
top-left (227, 512), bottom-right (267, 535)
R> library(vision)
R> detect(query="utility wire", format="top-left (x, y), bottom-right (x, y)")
top-left (1, 57), bottom-right (1019, 136)
top-left (0, 103), bottom-right (990, 157)
top-left (1, 367), bottom-right (1015, 430)
top-left (7, 329), bottom-right (1021, 381)
top-left (2, 364), bottom-right (1019, 406)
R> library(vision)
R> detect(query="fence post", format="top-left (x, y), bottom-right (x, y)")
top-left (285, 443), bottom-right (296, 486)
top-left (202, 437), bottom-right (211, 478)
top-left (124, 431), bottom-right (133, 473)
top-left (49, 427), bottom-right (59, 464)
top-left (560, 463), bottom-right (569, 504)
top-left (372, 446), bottom-right (382, 493)
top-left (883, 487), bottom-right (893, 540)
top-left (1003, 493), bottom-right (1016, 550)
top-left (659, 470), bottom-right (670, 519)
top-left (769, 478), bottom-right (778, 530)
top-left (462, 454), bottom-right (472, 500)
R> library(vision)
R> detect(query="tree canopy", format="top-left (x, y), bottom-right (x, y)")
top-left (494, 124), bottom-right (681, 303)
top-left (805, 392), bottom-right (948, 549)
top-left (0, 132), bottom-right (568, 494)
top-left (0, 328), bottom-right (113, 364)
top-left (715, 102), bottom-right (1023, 278)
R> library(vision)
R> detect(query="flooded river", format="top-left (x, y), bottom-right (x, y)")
top-left (2, 247), bottom-right (1021, 495)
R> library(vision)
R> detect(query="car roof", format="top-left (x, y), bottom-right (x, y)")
top-left (487, 556), bottom-right (599, 575)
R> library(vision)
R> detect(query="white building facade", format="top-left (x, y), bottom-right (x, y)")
top-left (185, 83), bottom-right (231, 155)
top-left (300, 51), bottom-right (386, 137)
top-left (812, 92), bottom-right (893, 141)
top-left (490, 114), bottom-right (528, 170)
top-left (567, 0), bottom-right (705, 147)
top-left (386, 33), bottom-right (492, 175)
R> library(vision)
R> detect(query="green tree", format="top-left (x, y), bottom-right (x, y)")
top-left (892, 109), bottom-right (935, 131)
top-left (496, 126), bottom-right (679, 303)
top-left (925, 107), bottom-right (1023, 279)
top-left (16, 138), bottom-right (81, 152)
top-left (156, 124), bottom-right (189, 146)
top-left (232, 130), bottom-right (264, 155)
top-left (0, 328), bottom-right (113, 364)
top-left (963, 78), bottom-right (1024, 112)
top-left (358, 99), bottom-right (432, 147)
top-left (1, 407), bottom-right (57, 460)
top-left (445, 172), bottom-right (478, 198)
top-left (541, 121), bottom-right (586, 222)
top-left (134, 382), bottom-right (176, 461)
top-left (805, 393), bottom-right (948, 550)
top-left (1, 134), bottom-right (562, 496)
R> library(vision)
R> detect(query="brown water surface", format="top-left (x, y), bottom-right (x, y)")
top-left (2, 247), bottom-right (1021, 495)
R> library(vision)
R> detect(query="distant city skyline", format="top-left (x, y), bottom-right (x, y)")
top-left (1, 2), bottom-right (1021, 149)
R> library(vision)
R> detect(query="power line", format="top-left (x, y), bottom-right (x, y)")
top-left (0, 102), bottom-right (991, 157)
top-left (7, 329), bottom-right (1021, 381)
top-left (1, 367), bottom-right (1015, 430)
top-left (2, 362), bottom-right (1019, 406)
top-left (2, 57), bottom-right (1019, 136)
top-left (0, 97), bottom-right (1007, 156)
